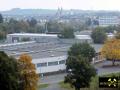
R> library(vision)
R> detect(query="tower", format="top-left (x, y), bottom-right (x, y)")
top-left (55, 0), bottom-right (63, 20)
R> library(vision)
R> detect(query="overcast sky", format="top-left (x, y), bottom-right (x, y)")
top-left (0, 0), bottom-right (120, 11)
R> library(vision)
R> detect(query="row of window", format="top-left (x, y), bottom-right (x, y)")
top-left (36, 60), bottom-right (66, 67)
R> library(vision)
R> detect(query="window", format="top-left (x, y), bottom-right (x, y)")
top-left (48, 61), bottom-right (58, 66)
top-left (59, 60), bottom-right (66, 64)
top-left (37, 62), bottom-right (47, 67)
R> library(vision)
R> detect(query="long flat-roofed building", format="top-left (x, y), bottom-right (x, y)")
top-left (0, 40), bottom-right (103, 75)
top-left (7, 33), bottom-right (93, 44)
top-left (7, 33), bottom-right (58, 43)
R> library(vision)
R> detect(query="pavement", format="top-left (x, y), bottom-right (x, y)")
top-left (40, 73), bottom-right (66, 84)
top-left (40, 83), bottom-right (67, 90)
top-left (38, 60), bottom-right (120, 90)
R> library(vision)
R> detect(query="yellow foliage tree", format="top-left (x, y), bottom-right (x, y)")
top-left (18, 54), bottom-right (39, 90)
top-left (101, 38), bottom-right (120, 65)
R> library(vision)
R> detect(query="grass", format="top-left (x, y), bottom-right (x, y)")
top-left (38, 83), bottom-right (49, 89)
top-left (102, 72), bottom-right (120, 77)
top-left (59, 81), bottom-right (89, 90)
top-left (59, 72), bottom-right (120, 90)
top-left (59, 81), bottom-right (74, 90)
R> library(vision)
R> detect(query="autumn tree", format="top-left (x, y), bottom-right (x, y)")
top-left (18, 54), bottom-right (39, 90)
top-left (101, 39), bottom-right (120, 65)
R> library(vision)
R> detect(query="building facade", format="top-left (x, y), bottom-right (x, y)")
top-left (7, 33), bottom-right (93, 44)
top-left (98, 16), bottom-right (119, 27)
top-left (32, 56), bottom-right (67, 74)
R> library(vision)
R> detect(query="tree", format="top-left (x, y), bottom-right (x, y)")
top-left (101, 38), bottom-right (120, 66)
top-left (0, 31), bottom-right (6, 40)
top-left (27, 18), bottom-right (37, 27)
top-left (68, 43), bottom-right (95, 62)
top-left (58, 26), bottom-right (75, 39)
top-left (0, 13), bottom-right (3, 23)
top-left (18, 54), bottom-right (39, 90)
top-left (115, 33), bottom-right (120, 39)
top-left (91, 27), bottom-right (107, 44)
top-left (0, 51), bottom-right (19, 90)
top-left (85, 18), bottom-right (92, 27)
top-left (65, 55), bottom-right (96, 90)
top-left (47, 20), bottom-right (64, 33)
top-left (93, 20), bottom-right (99, 26)
top-left (103, 26), bottom-right (116, 33)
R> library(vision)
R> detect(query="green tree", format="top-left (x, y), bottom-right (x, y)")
top-left (0, 13), bottom-right (3, 23)
top-left (0, 51), bottom-right (19, 90)
top-left (85, 18), bottom-right (92, 27)
top-left (0, 31), bottom-right (6, 40)
top-left (58, 26), bottom-right (75, 39)
top-left (27, 18), bottom-right (37, 27)
top-left (47, 20), bottom-right (63, 33)
top-left (65, 55), bottom-right (96, 90)
top-left (104, 26), bottom-right (116, 33)
top-left (68, 43), bottom-right (95, 62)
top-left (91, 27), bottom-right (107, 44)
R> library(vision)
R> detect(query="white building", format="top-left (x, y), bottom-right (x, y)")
top-left (32, 56), bottom-right (67, 74)
top-left (0, 41), bottom-right (103, 75)
top-left (98, 16), bottom-right (119, 27)
top-left (7, 33), bottom-right (93, 44)
top-left (7, 33), bottom-right (58, 43)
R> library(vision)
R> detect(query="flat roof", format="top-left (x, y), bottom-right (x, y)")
top-left (0, 42), bottom-right (103, 59)
top-left (76, 35), bottom-right (92, 39)
top-left (8, 33), bottom-right (92, 39)
top-left (8, 33), bottom-right (57, 37)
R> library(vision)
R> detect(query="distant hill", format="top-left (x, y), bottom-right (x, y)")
top-left (0, 8), bottom-right (120, 17)
top-left (0, 8), bottom-right (57, 15)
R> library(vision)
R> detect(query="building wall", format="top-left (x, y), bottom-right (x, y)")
top-left (98, 16), bottom-right (119, 27)
top-left (7, 34), bottom-right (93, 44)
top-left (32, 56), bottom-right (67, 74)
top-left (58, 39), bottom-right (92, 44)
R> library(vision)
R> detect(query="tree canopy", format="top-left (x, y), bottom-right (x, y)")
top-left (68, 43), bottom-right (95, 62)
top-left (101, 38), bottom-right (120, 65)
top-left (0, 31), bottom-right (6, 40)
top-left (27, 18), bottom-right (37, 27)
top-left (65, 55), bottom-right (96, 90)
top-left (0, 51), bottom-right (19, 90)
top-left (18, 54), bottom-right (39, 90)
top-left (115, 33), bottom-right (120, 39)
top-left (0, 13), bottom-right (3, 23)
top-left (91, 27), bottom-right (107, 44)
top-left (58, 26), bottom-right (75, 39)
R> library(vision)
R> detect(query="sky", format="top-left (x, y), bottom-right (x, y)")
top-left (0, 0), bottom-right (120, 11)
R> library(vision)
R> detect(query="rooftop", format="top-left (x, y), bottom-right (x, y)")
top-left (8, 33), bottom-right (57, 37)
top-left (0, 42), bottom-right (103, 59)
